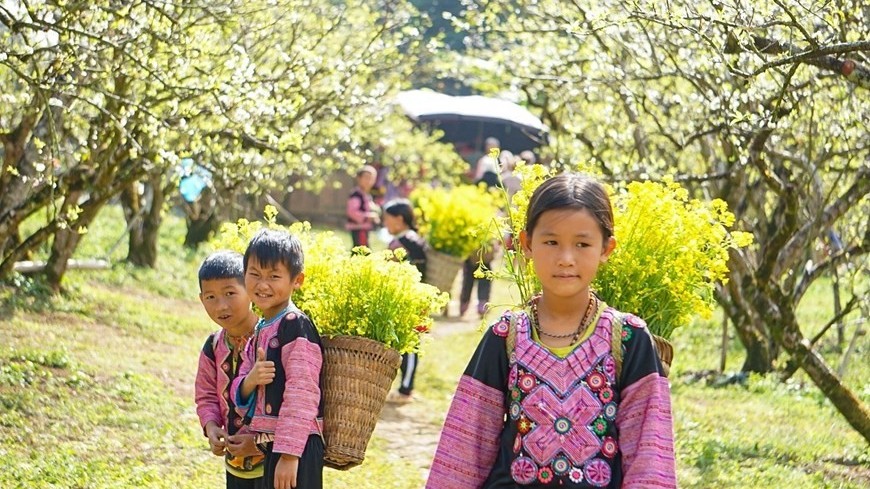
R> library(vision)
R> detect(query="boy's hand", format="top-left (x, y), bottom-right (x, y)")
top-left (274, 454), bottom-right (299, 489)
top-left (204, 422), bottom-right (227, 456)
top-left (249, 347), bottom-right (275, 386)
top-left (226, 433), bottom-right (261, 458)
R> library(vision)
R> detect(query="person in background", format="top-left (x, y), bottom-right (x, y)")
top-left (427, 173), bottom-right (675, 489)
top-left (519, 149), bottom-right (537, 166)
top-left (346, 165), bottom-right (380, 248)
top-left (498, 150), bottom-right (521, 199)
top-left (472, 136), bottom-right (501, 187)
top-left (381, 199), bottom-right (428, 404)
top-left (194, 251), bottom-right (264, 489)
top-left (460, 137), bottom-right (502, 319)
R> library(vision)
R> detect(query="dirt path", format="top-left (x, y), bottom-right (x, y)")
top-left (371, 305), bottom-right (485, 480)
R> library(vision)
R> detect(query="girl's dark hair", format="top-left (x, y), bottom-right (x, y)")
top-left (198, 250), bottom-right (245, 290)
top-left (525, 173), bottom-right (614, 242)
top-left (383, 199), bottom-right (417, 231)
top-left (243, 229), bottom-right (304, 276)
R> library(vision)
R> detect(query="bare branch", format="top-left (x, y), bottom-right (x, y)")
top-left (727, 34), bottom-right (870, 90)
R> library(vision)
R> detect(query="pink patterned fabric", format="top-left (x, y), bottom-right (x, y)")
top-left (194, 330), bottom-right (229, 433)
top-left (231, 312), bottom-right (324, 457)
top-left (617, 373), bottom-right (676, 488)
top-left (273, 337), bottom-right (323, 455)
top-left (428, 307), bottom-right (677, 488)
top-left (345, 188), bottom-right (374, 231)
top-left (522, 385), bottom-right (602, 465)
top-left (513, 312), bottom-right (612, 395)
top-left (426, 376), bottom-right (505, 489)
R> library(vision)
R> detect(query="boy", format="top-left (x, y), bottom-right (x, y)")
top-left (345, 165), bottom-right (380, 248)
top-left (194, 251), bottom-right (265, 489)
top-left (232, 229), bottom-right (325, 489)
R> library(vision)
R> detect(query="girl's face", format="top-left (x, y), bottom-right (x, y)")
top-left (520, 208), bottom-right (615, 302)
top-left (383, 212), bottom-right (406, 235)
top-left (357, 172), bottom-right (376, 191)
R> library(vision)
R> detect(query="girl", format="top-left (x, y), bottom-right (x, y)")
top-left (426, 173), bottom-right (676, 488)
top-left (382, 199), bottom-right (428, 404)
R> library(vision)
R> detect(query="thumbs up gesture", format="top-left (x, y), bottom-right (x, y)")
top-left (248, 347), bottom-right (275, 387)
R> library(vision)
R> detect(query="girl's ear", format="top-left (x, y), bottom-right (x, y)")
top-left (600, 236), bottom-right (617, 263)
top-left (518, 230), bottom-right (532, 257)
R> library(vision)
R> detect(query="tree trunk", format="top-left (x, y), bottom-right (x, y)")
top-left (44, 228), bottom-right (80, 292)
top-left (122, 173), bottom-right (165, 268)
top-left (43, 191), bottom-right (103, 292)
top-left (735, 318), bottom-right (775, 373)
top-left (721, 278), bottom-right (778, 373)
top-left (184, 211), bottom-right (219, 249)
top-left (183, 187), bottom-right (219, 249)
top-left (0, 108), bottom-right (44, 268)
top-left (773, 295), bottom-right (870, 442)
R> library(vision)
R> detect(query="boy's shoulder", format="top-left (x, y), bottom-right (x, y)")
top-left (275, 308), bottom-right (322, 344)
top-left (200, 329), bottom-right (223, 360)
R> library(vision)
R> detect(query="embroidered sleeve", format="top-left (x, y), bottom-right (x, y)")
top-left (616, 316), bottom-right (676, 488)
top-left (194, 335), bottom-right (223, 434)
top-left (231, 332), bottom-right (256, 416)
top-left (427, 329), bottom-right (509, 489)
top-left (273, 313), bottom-right (323, 456)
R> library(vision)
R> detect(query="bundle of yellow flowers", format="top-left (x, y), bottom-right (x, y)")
top-left (494, 164), bottom-right (754, 340)
top-left (411, 184), bottom-right (501, 259)
top-left (210, 206), bottom-right (448, 354)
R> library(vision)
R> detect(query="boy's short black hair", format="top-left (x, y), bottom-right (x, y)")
top-left (198, 250), bottom-right (245, 291)
top-left (243, 228), bottom-right (304, 276)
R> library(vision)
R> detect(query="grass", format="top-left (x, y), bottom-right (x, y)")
top-left (1, 205), bottom-right (868, 488)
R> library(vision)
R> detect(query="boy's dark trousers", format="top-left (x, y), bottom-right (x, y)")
top-left (227, 472), bottom-right (266, 489)
top-left (263, 435), bottom-right (324, 489)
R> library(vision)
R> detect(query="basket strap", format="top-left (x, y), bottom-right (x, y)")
top-left (611, 312), bottom-right (625, 387)
top-left (505, 312), bottom-right (518, 365)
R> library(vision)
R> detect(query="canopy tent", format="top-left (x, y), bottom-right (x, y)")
top-left (395, 89), bottom-right (548, 154)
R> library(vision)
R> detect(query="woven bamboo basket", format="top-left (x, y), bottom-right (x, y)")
top-left (321, 335), bottom-right (402, 470)
top-left (424, 249), bottom-right (465, 294)
top-left (652, 334), bottom-right (674, 377)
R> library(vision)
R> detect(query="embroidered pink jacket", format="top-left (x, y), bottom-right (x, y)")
top-left (195, 329), bottom-right (247, 435)
top-left (426, 308), bottom-right (676, 488)
top-left (346, 187), bottom-right (375, 231)
top-left (232, 309), bottom-right (325, 457)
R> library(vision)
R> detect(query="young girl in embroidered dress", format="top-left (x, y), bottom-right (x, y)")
top-left (426, 173), bottom-right (676, 488)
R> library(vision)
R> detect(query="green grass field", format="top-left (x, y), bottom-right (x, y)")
top-left (0, 205), bottom-right (867, 488)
